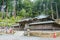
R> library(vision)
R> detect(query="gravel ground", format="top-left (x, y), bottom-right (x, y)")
top-left (0, 34), bottom-right (60, 40)
top-left (14, 31), bottom-right (24, 36)
top-left (0, 31), bottom-right (60, 40)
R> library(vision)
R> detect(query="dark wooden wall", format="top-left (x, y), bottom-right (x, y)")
top-left (29, 23), bottom-right (60, 30)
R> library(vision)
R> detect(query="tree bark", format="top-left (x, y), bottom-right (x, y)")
top-left (6, 7), bottom-right (8, 18)
top-left (12, 0), bottom-right (16, 18)
top-left (51, 3), bottom-right (54, 19)
top-left (56, 3), bottom-right (59, 19)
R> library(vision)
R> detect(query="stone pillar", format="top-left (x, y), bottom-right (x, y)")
top-left (24, 23), bottom-right (30, 36)
top-left (27, 28), bottom-right (30, 36)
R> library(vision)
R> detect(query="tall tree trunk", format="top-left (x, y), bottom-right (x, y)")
top-left (12, 0), bottom-right (16, 18)
top-left (56, 3), bottom-right (59, 19)
top-left (13, 7), bottom-right (16, 18)
top-left (51, 2), bottom-right (54, 19)
top-left (6, 7), bottom-right (8, 18)
top-left (2, 0), bottom-right (4, 19)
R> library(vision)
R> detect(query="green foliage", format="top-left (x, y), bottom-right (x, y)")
top-left (0, 16), bottom-right (22, 27)
top-left (20, 9), bottom-right (26, 16)
top-left (18, 8), bottom-right (28, 18)
top-left (0, 0), bottom-right (60, 27)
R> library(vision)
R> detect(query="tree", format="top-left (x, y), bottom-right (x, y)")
top-left (22, 0), bottom-right (33, 17)
top-left (19, 8), bottom-right (28, 18)
top-left (6, 0), bottom-right (13, 18)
